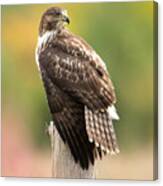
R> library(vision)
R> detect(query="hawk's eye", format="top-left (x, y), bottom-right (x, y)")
top-left (55, 12), bottom-right (61, 16)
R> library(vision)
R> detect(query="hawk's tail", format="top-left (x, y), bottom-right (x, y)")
top-left (85, 106), bottom-right (120, 157)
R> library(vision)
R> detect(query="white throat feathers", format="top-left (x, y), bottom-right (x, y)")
top-left (37, 31), bottom-right (57, 52)
top-left (35, 31), bottom-right (57, 71)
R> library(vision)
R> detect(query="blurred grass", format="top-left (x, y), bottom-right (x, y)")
top-left (2, 2), bottom-right (155, 153)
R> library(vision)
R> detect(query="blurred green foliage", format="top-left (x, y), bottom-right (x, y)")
top-left (2, 2), bottom-right (156, 151)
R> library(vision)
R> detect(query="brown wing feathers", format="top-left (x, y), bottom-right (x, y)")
top-left (54, 103), bottom-right (95, 169)
top-left (40, 66), bottom-right (95, 169)
top-left (39, 46), bottom-right (115, 111)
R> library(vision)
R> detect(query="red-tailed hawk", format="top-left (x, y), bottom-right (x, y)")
top-left (36, 7), bottom-right (120, 169)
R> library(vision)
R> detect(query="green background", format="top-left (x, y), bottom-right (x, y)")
top-left (2, 1), bottom-right (157, 179)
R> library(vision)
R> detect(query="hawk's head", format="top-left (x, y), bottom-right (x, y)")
top-left (39, 7), bottom-right (70, 36)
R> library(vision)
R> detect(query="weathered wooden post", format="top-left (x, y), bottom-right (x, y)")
top-left (48, 121), bottom-right (96, 179)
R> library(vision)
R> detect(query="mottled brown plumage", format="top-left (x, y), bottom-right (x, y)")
top-left (36, 7), bottom-right (120, 169)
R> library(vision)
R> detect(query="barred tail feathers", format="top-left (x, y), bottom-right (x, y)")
top-left (85, 106), bottom-right (120, 157)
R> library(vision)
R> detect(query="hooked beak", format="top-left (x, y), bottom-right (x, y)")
top-left (63, 15), bottom-right (70, 24)
top-left (62, 10), bottom-right (70, 24)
